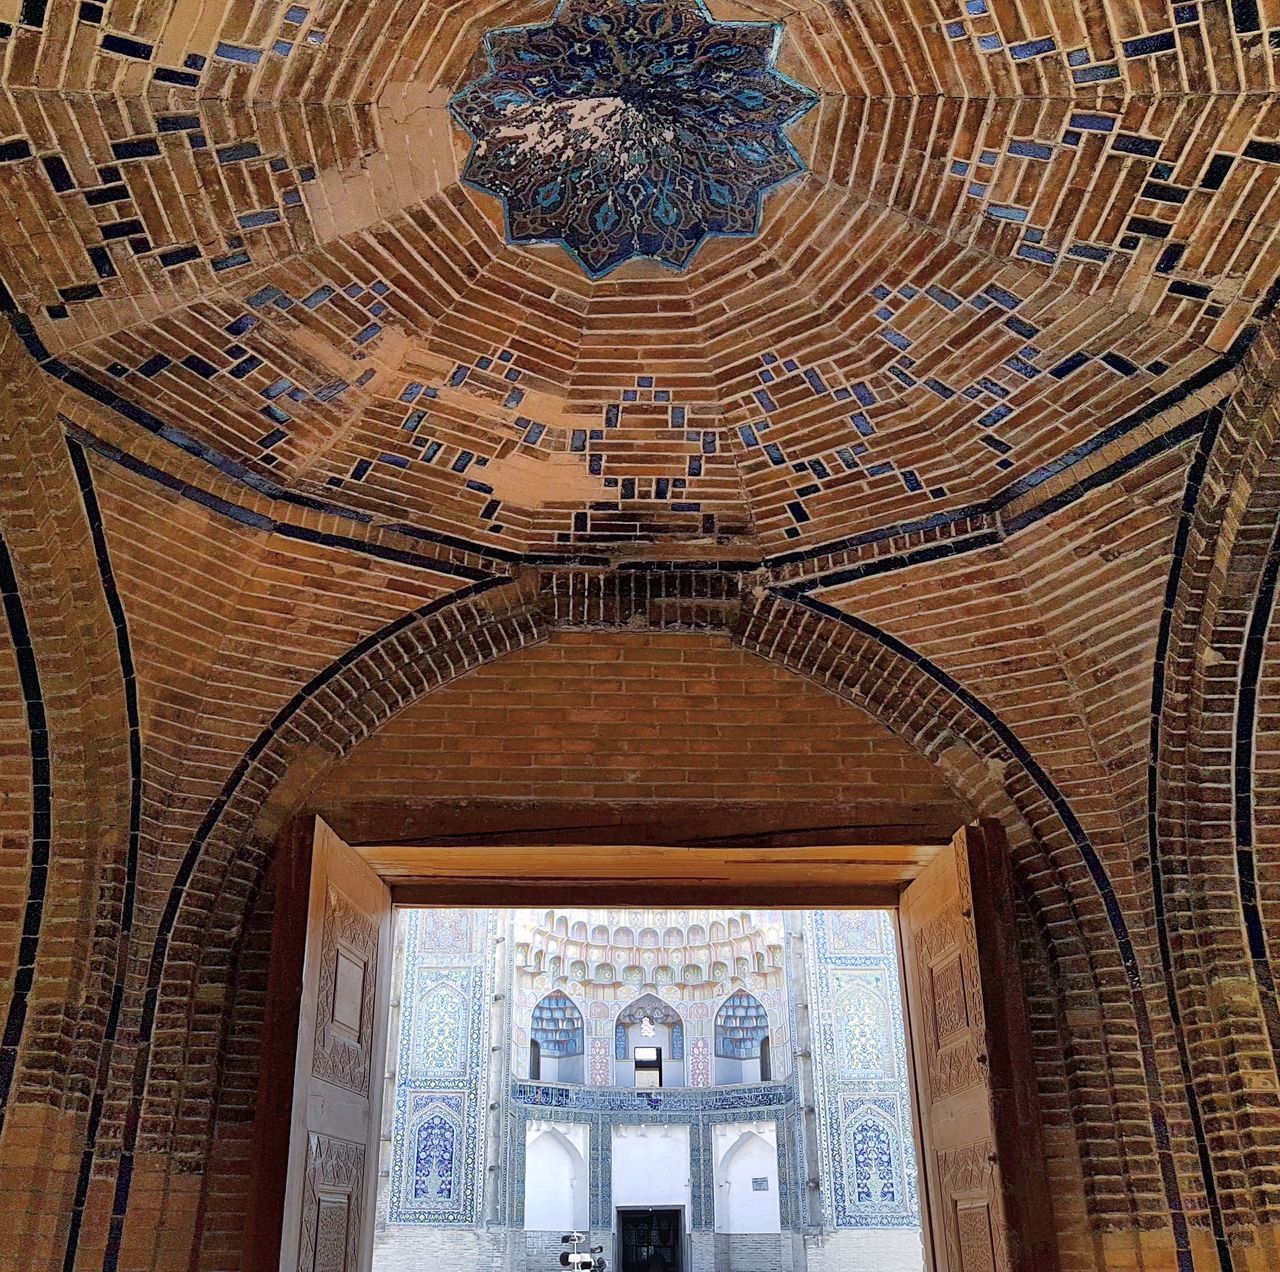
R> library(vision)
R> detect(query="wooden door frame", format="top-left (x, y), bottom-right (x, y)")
top-left (355, 841), bottom-right (947, 909)
top-left (249, 817), bottom-right (1055, 1272)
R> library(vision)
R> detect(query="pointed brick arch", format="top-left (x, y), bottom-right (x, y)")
top-left (736, 589), bottom-right (1177, 1235)
top-left (1154, 324), bottom-right (1280, 1238)
top-left (123, 563), bottom-right (1179, 1268)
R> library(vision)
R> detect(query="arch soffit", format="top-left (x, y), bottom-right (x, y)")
top-left (528, 1124), bottom-right (587, 1172)
top-left (717, 1128), bottom-right (777, 1175)
top-left (617, 992), bottom-right (682, 1026)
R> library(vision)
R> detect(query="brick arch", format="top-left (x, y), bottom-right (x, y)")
top-left (1156, 326), bottom-right (1280, 1240)
top-left (141, 576), bottom-right (541, 1144)
top-left (0, 345), bottom-right (141, 1263)
top-left (738, 589), bottom-right (1177, 1240)
top-left (115, 572), bottom-right (544, 1270)
top-left (142, 567), bottom-right (1165, 1267)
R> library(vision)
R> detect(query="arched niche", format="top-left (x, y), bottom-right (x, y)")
top-left (714, 990), bottom-right (771, 1085)
top-left (170, 586), bottom-right (1164, 1263)
top-left (844, 1105), bottom-right (905, 1212)
top-left (530, 990), bottom-right (585, 1084)
top-left (614, 992), bottom-right (685, 1087)
top-left (409, 979), bottom-right (469, 1079)
top-left (401, 1100), bottom-right (463, 1211)
top-left (833, 981), bottom-right (895, 1080)
top-left (713, 1125), bottom-right (781, 1235)
top-left (524, 1123), bottom-right (589, 1232)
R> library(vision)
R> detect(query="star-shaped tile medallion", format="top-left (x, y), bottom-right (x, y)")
top-left (450, 0), bottom-right (818, 277)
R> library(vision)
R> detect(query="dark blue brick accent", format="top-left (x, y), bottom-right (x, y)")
top-left (40, 155), bottom-right (74, 191)
top-left (1123, 30), bottom-right (1177, 56)
top-left (0, 530), bottom-right (50, 1143)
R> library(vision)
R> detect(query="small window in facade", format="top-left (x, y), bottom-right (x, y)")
top-left (634, 1045), bottom-right (663, 1088)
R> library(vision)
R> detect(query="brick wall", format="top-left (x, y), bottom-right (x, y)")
top-left (313, 629), bottom-right (971, 843)
top-left (369, 1225), bottom-right (512, 1272)
top-left (712, 1232), bottom-right (795, 1272)
top-left (0, 589), bottom-right (31, 1017)
top-left (0, 8), bottom-right (1276, 1263)
top-left (803, 1230), bottom-right (923, 1272)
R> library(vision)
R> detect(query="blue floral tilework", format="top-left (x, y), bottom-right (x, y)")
top-left (450, 0), bottom-right (817, 276)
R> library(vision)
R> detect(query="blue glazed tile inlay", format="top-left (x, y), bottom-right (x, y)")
top-left (449, 0), bottom-right (817, 277)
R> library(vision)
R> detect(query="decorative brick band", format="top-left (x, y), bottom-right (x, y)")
top-left (61, 439), bottom-right (143, 1272)
top-left (1235, 518), bottom-right (1280, 1061)
top-left (734, 588), bottom-right (1188, 1251)
top-left (1146, 408), bottom-right (1233, 1270)
top-left (1153, 317), bottom-right (1280, 1236)
top-left (0, 530), bottom-right (49, 1138)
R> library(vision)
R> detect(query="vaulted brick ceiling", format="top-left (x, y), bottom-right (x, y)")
top-left (1, 0), bottom-right (1276, 560)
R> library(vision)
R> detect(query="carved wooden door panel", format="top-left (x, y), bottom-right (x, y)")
top-left (898, 821), bottom-right (1056, 1272)
top-left (279, 818), bottom-right (393, 1272)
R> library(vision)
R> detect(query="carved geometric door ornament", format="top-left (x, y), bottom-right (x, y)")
top-left (899, 822), bottom-right (1057, 1272)
top-left (313, 885), bottom-right (380, 1096)
top-left (279, 819), bottom-right (393, 1272)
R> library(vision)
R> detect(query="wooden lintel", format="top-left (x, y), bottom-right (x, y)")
top-left (355, 842), bottom-right (940, 908)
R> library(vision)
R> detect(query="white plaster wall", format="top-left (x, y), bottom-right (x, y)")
top-left (611, 1123), bottom-right (692, 1213)
top-left (525, 1120), bottom-right (589, 1232)
top-left (543, 1050), bottom-right (585, 1084)
top-left (714, 1055), bottom-right (763, 1085)
top-left (713, 1123), bottom-right (780, 1234)
top-left (619, 1019), bottom-right (685, 1086)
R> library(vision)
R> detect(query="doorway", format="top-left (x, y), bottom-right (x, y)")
top-left (618, 1208), bottom-right (684, 1272)
top-left (257, 818), bottom-right (1054, 1272)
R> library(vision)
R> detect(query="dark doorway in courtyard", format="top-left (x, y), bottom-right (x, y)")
top-left (619, 1207), bottom-right (684, 1272)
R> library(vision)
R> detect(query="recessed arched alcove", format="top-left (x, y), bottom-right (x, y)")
top-left (154, 580), bottom-right (1136, 1269)
top-left (170, 588), bottom-right (1129, 1272)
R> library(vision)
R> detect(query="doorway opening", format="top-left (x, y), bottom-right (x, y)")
top-left (367, 906), bottom-right (923, 1272)
top-left (260, 820), bottom-right (1053, 1272)
top-left (618, 1208), bottom-right (684, 1272)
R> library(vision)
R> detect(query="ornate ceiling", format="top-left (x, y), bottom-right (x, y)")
top-left (0, 0), bottom-right (1276, 561)
top-left (514, 908), bottom-right (787, 996)
top-left (450, 0), bottom-right (817, 275)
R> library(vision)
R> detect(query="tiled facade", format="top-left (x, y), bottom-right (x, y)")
top-left (376, 908), bottom-right (916, 1269)
top-left (806, 913), bottom-right (919, 1231)
top-left (387, 910), bottom-right (495, 1225)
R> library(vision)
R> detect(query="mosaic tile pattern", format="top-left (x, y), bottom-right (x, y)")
top-left (615, 993), bottom-right (684, 1060)
top-left (388, 911), bottom-right (496, 1224)
top-left (589, 1037), bottom-right (612, 1086)
top-left (805, 911), bottom-right (920, 1229)
top-left (531, 990), bottom-right (585, 1057)
top-left (450, 0), bottom-right (816, 276)
top-left (714, 990), bottom-right (770, 1059)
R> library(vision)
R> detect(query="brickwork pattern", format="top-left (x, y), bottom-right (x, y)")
top-left (313, 630), bottom-right (970, 827)
top-left (0, 3), bottom-right (1279, 1270)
